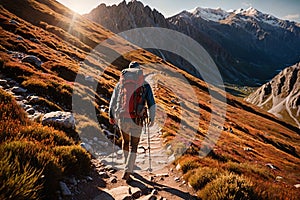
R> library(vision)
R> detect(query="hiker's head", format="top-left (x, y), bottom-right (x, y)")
top-left (128, 61), bottom-right (140, 69)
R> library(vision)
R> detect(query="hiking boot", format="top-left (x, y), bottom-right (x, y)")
top-left (121, 172), bottom-right (133, 183)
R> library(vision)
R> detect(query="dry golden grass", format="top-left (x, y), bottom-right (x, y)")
top-left (0, 0), bottom-right (300, 198)
top-left (0, 89), bottom-right (91, 199)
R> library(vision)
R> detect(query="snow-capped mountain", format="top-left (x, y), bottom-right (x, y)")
top-left (187, 7), bottom-right (229, 22)
top-left (185, 6), bottom-right (298, 29)
top-left (85, 1), bottom-right (300, 85)
top-left (170, 6), bottom-right (300, 83)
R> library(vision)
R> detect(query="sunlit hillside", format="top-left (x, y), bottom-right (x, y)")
top-left (0, 0), bottom-right (299, 199)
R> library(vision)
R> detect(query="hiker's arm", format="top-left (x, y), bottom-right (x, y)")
top-left (108, 83), bottom-right (119, 121)
top-left (145, 84), bottom-right (156, 122)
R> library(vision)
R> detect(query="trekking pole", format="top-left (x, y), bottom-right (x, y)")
top-left (143, 108), bottom-right (152, 173)
top-left (112, 124), bottom-right (117, 168)
top-left (147, 119), bottom-right (152, 172)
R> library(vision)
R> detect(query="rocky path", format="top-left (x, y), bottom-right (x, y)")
top-left (67, 157), bottom-right (198, 200)
top-left (57, 122), bottom-right (198, 200)
top-left (82, 122), bottom-right (198, 200)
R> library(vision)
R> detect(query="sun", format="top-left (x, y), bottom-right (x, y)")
top-left (56, 0), bottom-right (96, 14)
top-left (57, 0), bottom-right (129, 14)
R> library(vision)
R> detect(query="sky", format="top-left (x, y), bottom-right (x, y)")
top-left (56, 0), bottom-right (300, 22)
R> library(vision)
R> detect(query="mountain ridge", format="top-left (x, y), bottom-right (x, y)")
top-left (85, 1), bottom-right (300, 85)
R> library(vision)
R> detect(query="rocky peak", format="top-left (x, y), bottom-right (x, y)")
top-left (246, 62), bottom-right (300, 128)
top-left (85, 0), bottom-right (168, 33)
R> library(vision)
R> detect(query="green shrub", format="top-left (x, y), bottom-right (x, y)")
top-left (188, 167), bottom-right (221, 190)
top-left (0, 153), bottom-right (43, 200)
top-left (198, 172), bottom-right (258, 200)
top-left (54, 146), bottom-right (91, 176)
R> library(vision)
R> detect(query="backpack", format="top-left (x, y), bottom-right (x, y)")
top-left (117, 68), bottom-right (146, 119)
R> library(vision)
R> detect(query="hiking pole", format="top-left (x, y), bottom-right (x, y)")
top-left (143, 109), bottom-right (152, 173)
top-left (147, 119), bottom-right (152, 173)
top-left (112, 124), bottom-right (117, 168)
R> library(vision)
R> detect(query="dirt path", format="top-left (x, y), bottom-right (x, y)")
top-left (71, 116), bottom-right (198, 200)
top-left (80, 121), bottom-right (198, 200)
top-left (73, 157), bottom-right (198, 200)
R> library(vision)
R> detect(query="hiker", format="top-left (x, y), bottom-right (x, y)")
top-left (108, 61), bottom-right (156, 182)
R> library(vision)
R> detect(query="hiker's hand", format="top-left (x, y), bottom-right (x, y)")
top-left (109, 118), bottom-right (116, 125)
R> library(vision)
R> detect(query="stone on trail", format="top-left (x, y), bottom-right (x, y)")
top-left (98, 171), bottom-right (110, 179)
top-left (109, 176), bottom-right (117, 183)
top-left (139, 194), bottom-right (157, 200)
top-left (174, 177), bottom-right (180, 182)
top-left (104, 186), bottom-right (132, 200)
top-left (155, 173), bottom-right (169, 178)
top-left (129, 186), bottom-right (142, 198)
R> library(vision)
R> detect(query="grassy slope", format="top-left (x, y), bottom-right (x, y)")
top-left (0, 0), bottom-right (300, 198)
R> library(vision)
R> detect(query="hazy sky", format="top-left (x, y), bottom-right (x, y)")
top-left (56, 0), bottom-right (300, 22)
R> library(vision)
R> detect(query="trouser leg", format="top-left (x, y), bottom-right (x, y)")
top-left (121, 131), bottom-right (129, 164)
top-left (125, 135), bottom-right (141, 173)
top-left (119, 118), bottom-right (142, 174)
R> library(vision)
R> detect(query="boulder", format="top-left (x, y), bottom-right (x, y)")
top-left (11, 86), bottom-right (27, 94)
top-left (21, 55), bottom-right (42, 68)
top-left (42, 111), bottom-right (75, 129)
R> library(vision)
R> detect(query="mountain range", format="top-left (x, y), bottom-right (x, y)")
top-left (85, 0), bottom-right (300, 85)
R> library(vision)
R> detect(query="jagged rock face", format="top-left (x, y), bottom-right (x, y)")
top-left (246, 63), bottom-right (300, 128)
top-left (85, 2), bottom-right (300, 85)
top-left (85, 0), bottom-right (168, 33)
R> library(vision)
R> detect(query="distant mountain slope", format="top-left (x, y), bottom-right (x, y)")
top-left (171, 7), bottom-right (300, 82)
top-left (246, 62), bottom-right (300, 128)
top-left (85, 1), bottom-right (300, 85)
